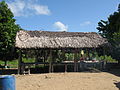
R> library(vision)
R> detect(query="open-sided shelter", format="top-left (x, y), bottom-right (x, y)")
top-left (15, 30), bottom-right (108, 74)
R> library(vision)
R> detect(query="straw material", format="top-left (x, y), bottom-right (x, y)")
top-left (15, 30), bottom-right (108, 49)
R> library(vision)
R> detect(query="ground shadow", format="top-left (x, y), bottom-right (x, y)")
top-left (0, 64), bottom-right (102, 75)
top-left (104, 62), bottom-right (120, 77)
top-left (0, 62), bottom-right (120, 75)
top-left (114, 82), bottom-right (120, 90)
top-left (106, 69), bottom-right (120, 77)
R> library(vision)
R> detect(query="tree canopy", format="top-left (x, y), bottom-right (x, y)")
top-left (97, 4), bottom-right (120, 60)
top-left (97, 16), bottom-right (120, 42)
top-left (0, 1), bottom-right (21, 63)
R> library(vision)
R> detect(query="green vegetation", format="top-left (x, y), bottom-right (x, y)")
top-left (22, 58), bottom-right (36, 63)
top-left (98, 55), bottom-right (117, 62)
top-left (97, 4), bottom-right (120, 61)
top-left (0, 50), bottom-right (117, 68)
top-left (0, 60), bottom-right (18, 68)
top-left (0, 1), bottom-right (21, 66)
top-left (0, 58), bottom-right (35, 68)
top-left (97, 4), bottom-right (120, 45)
top-left (0, 1), bottom-right (119, 69)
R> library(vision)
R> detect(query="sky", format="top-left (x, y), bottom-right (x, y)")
top-left (3, 0), bottom-right (120, 32)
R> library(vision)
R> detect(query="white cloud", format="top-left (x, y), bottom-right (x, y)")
top-left (80, 21), bottom-right (91, 26)
top-left (7, 0), bottom-right (51, 17)
top-left (28, 4), bottom-right (50, 15)
top-left (7, 1), bottom-right (25, 16)
top-left (54, 21), bottom-right (68, 31)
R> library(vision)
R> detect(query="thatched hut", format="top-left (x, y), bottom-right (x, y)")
top-left (15, 30), bottom-right (108, 74)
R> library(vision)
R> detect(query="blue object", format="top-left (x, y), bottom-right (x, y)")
top-left (0, 75), bottom-right (15, 90)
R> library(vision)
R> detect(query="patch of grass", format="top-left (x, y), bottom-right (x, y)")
top-left (0, 60), bottom-right (5, 65)
top-left (7, 60), bottom-right (18, 68)
top-left (0, 60), bottom-right (18, 68)
top-left (22, 58), bottom-right (35, 63)
top-left (0, 58), bottom-right (35, 68)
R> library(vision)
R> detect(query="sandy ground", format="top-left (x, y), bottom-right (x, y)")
top-left (16, 72), bottom-right (120, 90)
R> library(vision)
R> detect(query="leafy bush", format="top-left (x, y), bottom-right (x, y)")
top-left (98, 55), bottom-right (117, 62)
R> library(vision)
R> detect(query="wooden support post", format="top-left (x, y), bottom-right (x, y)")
top-left (35, 50), bottom-right (38, 68)
top-left (74, 49), bottom-right (77, 72)
top-left (49, 49), bottom-right (52, 73)
top-left (88, 48), bottom-right (90, 60)
top-left (42, 49), bottom-right (45, 73)
top-left (18, 49), bottom-right (22, 74)
top-left (62, 49), bottom-right (66, 72)
top-left (62, 49), bottom-right (65, 61)
top-left (52, 64), bottom-right (54, 72)
top-left (77, 62), bottom-right (79, 72)
top-left (28, 65), bottom-right (31, 75)
top-left (65, 64), bottom-right (67, 72)
top-left (74, 53), bottom-right (76, 72)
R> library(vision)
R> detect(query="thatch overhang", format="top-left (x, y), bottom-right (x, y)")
top-left (15, 30), bottom-right (108, 49)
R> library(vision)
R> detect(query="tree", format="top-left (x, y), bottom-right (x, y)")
top-left (0, 1), bottom-right (21, 66)
top-left (118, 3), bottom-right (120, 12)
top-left (97, 4), bottom-right (120, 61)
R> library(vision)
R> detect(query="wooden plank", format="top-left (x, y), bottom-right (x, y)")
top-left (18, 49), bottom-right (22, 74)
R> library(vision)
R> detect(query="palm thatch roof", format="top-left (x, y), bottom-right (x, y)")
top-left (15, 30), bottom-right (108, 49)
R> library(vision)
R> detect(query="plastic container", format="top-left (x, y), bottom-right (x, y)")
top-left (0, 75), bottom-right (15, 90)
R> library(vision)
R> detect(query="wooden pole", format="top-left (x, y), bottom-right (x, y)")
top-left (88, 48), bottom-right (90, 60)
top-left (43, 49), bottom-right (45, 72)
top-left (35, 50), bottom-right (38, 68)
top-left (52, 64), bottom-right (54, 72)
top-left (74, 49), bottom-right (77, 72)
top-left (18, 49), bottom-right (22, 74)
top-left (62, 49), bottom-right (66, 72)
top-left (65, 64), bottom-right (67, 72)
top-left (49, 49), bottom-right (52, 73)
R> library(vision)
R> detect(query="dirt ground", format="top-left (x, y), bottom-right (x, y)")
top-left (16, 71), bottom-right (120, 90)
